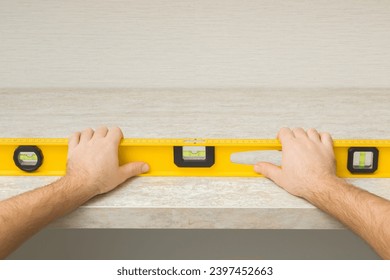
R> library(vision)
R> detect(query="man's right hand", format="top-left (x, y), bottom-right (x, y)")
top-left (254, 127), bottom-right (342, 199)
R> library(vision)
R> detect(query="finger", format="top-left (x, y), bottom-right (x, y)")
top-left (94, 126), bottom-right (109, 138)
top-left (307, 128), bottom-right (321, 142)
top-left (320, 132), bottom-right (334, 150)
top-left (277, 127), bottom-right (294, 144)
top-left (119, 162), bottom-right (150, 181)
top-left (254, 162), bottom-right (283, 185)
top-left (291, 127), bottom-right (307, 138)
top-left (68, 131), bottom-right (81, 150)
top-left (79, 128), bottom-right (94, 143)
top-left (107, 127), bottom-right (124, 146)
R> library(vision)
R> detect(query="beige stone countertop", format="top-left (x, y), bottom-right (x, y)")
top-left (0, 88), bottom-right (389, 229)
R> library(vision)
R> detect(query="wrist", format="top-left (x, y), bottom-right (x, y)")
top-left (61, 174), bottom-right (99, 201)
top-left (303, 175), bottom-right (347, 205)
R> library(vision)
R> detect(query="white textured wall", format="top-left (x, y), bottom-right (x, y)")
top-left (1, 0), bottom-right (390, 88)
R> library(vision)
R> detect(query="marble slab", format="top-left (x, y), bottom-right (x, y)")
top-left (0, 88), bottom-right (389, 229)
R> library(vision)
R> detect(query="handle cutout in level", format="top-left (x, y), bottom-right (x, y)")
top-left (174, 146), bottom-right (215, 167)
top-left (230, 150), bottom-right (282, 166)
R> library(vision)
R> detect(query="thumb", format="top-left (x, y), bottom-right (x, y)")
top-left (119, 161), bottom-right (150, 180)
top-left (254, 162), bottom-right (282, 182)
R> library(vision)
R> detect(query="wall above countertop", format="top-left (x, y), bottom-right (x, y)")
top-left (1, 0), bottom-right (390, 88)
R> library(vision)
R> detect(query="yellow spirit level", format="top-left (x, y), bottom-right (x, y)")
top-left (1, 138), bottom-right (390, 177)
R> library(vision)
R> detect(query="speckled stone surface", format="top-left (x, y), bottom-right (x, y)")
top-left (1, 88), bottom-right (390, 228)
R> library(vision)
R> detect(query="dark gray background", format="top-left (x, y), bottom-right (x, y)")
top-left (8, 229), bottom-right (379, 260)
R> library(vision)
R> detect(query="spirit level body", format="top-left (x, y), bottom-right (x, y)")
top-left (1, 138), bottom-right (390, 177)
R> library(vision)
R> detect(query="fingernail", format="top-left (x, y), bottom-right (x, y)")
top-left (142, 163), bottom-right (150, 173)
